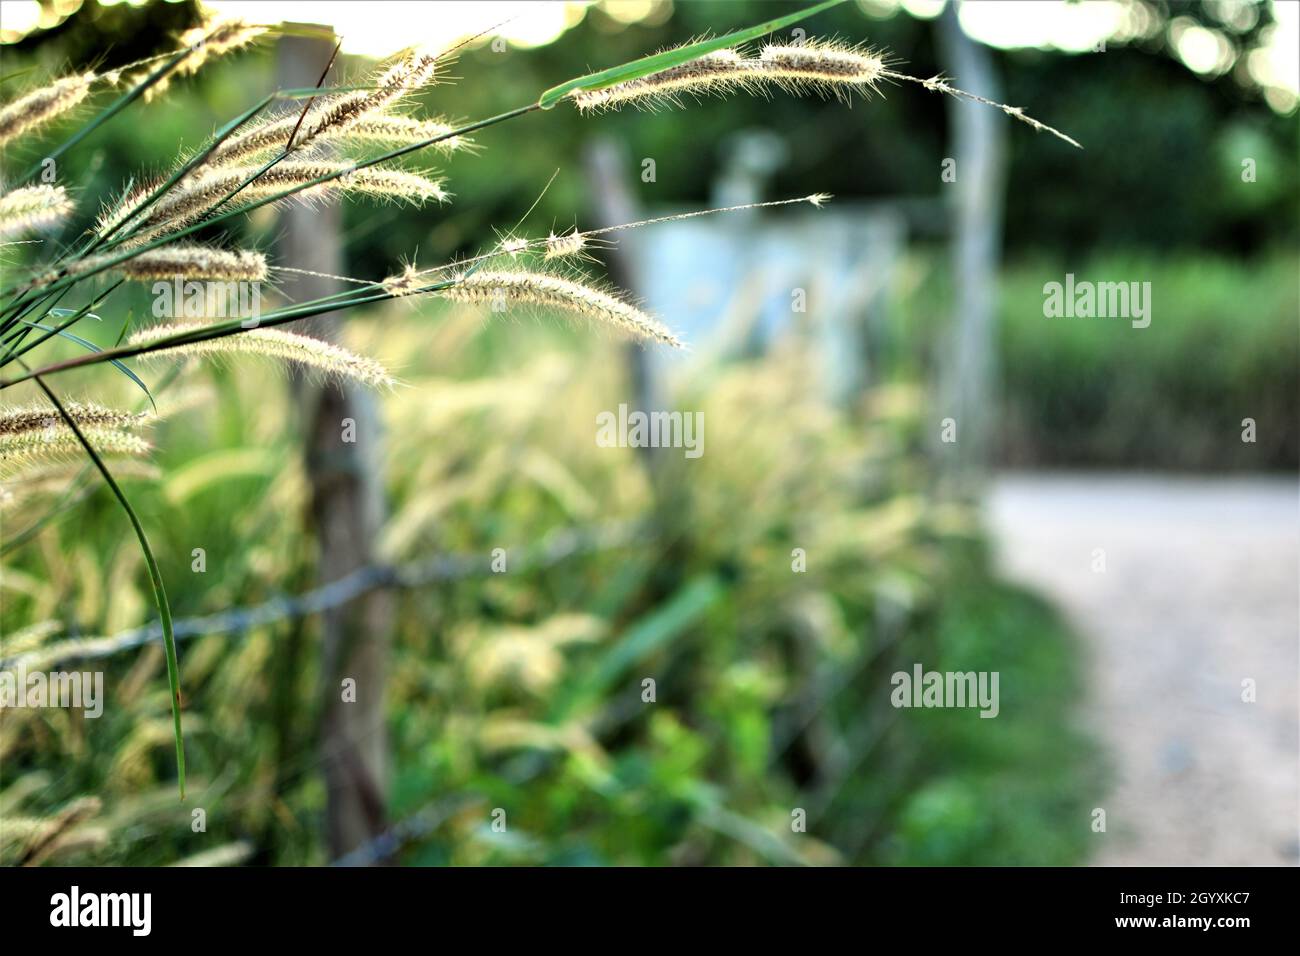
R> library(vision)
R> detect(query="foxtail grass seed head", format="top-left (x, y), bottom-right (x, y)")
top-left (283, 51), bottom-right (441, 151)
top-left (758, 41), bottom-right (884, 95)
top-left (543, 230), bottom-right (588, 261)
top-left (499, 237), bottom-right (529, 258)
top-left (441, 270), bottom-right (682, 348)
top-left (370, 50), bottom-right (443, 98)
top-left (0, 427), bottom-right (152, 467)
top-left (110, 162), bottom-right (445, 244)
top-left (381, 264), bottom-right (423, 297)
top-left (211, 114), bottom-right (469, 169)
top-left (79, 245), bottom-right (267, 282)
top-left (344, 117), bottom-right (468, 153)
top-left (0, 185), bottom-right (73, 237)
top-left (137, 17), bottom-right (266, 101)
top-left (0, 401), bottom-right (148, 436)
top-left (206, 57), bottom-right (446, 169)
top-left (571, 48), bottom-right (755, 112)
top-left (270, 162), bottom-right (447, 204)
top-left (128, 324), bottom-right (396, 389)
top-left (0, 73), bottom-right (94, 147)
top-left (568, 35), bottom-right (1076, 146)
top-left (0, 401), bottom-right (151, 469)
top-left (177, 17), bottom-right (267, 75)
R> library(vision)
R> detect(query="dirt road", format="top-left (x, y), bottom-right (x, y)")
top-left (987, 473), bottom-right (1299, 866)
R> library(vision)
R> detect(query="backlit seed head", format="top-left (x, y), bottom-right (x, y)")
top-left (571, 48), bottom-right (757, 112)
top-left (129, 323), bottom-right (396, 389)
top-left (757, 41), bottom-right (885, 100)
top-left (0, 73), bottom-right (94, 147)
top-left (176, 17), bottom-right (267, 76)
top-left (108, 162), bottom-right (446, 244)
top-left (381, 264), bottom-right (424, 297)
top-left (79, 245), bottom-right (268, 282)
top-left (543, 230), bottom-right (588, 261)
top-left (440, 269), bottom-right (682, 348)
top-left (0, 185), bottom-right (74, 237)
top-left (499, 237), bottom-right (529, 258)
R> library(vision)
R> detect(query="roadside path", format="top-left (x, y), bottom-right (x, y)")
top-left (987, 473), bottom-right (1299, 866)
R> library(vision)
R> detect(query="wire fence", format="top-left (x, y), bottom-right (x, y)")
top-left (0, 520), bottom-right (641, 671)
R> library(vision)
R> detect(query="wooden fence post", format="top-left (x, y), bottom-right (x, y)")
top-left (276, 26), bottom-right (394, 860)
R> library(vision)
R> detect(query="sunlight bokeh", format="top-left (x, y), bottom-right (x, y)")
top-left (0, 0), bottom-right (1294, 111)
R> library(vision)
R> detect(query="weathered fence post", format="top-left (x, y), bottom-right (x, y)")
top-left (935, 1), bottom-right (1007, 497)
top-left (276, 26), bottom-right (394, 860)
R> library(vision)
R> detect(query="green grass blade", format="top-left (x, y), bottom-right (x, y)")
top-left (14, 319), bottom-right (155, 410)
top-left (2, 281), bottom-right (124, 367)
top-left (26, 366), bottom-right (185, 800)
top-left (537, 0), bottom-right (847, 109)
top-left (553, 576), bottom-right (722, 719)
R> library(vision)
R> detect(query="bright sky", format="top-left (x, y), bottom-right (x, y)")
top-left (1, 0), bottom-right (1296, 111)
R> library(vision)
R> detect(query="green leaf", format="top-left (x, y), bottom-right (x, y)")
top-left (538, 0), bottom-right (847, 109)
top-left (553, 576), bottom-right (722, 719)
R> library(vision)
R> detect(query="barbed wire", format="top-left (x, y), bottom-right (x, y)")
top-left (330, 794), bottom-right (483, 867)
top-left (0, 520), bottom-right (642, 671)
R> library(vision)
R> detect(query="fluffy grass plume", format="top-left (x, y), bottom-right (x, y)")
top-left (0, 185), bottom-right (74, 237)
top-left (100, 48), bottom-right (445, 241)
top-left (543, 230), bottom-right (588, 261)
top-left (344, 116), bottom-right (468, 153)
top-left (570, 35), bottom-right (1079, 147)
top-left (135, 16), bottom-right (267, 100)
top-left (128, 323), bottom-right (396, 389)
top-left (110, 162), bottom-right (445, 242)
top-left (0, 73), bottom-right (94, 146)
top-left (758, 40), bottom-right (885, 98)
top-left (0, 400), bottom-right (147, 434)
top-left (439, 270), bottom-right (682, 348)
top-left (0, 401), bottom-right (150, 469)
top-left (202, 50), bottom-right (442, 168)
top-left (76, 244), bottom-right (268, 281)
top-left (284, 50), bottom-right (441, 149)
top-left (177, 17), bottom-right (267, 75)
top-left (571, 49), bottom-right (759, 112)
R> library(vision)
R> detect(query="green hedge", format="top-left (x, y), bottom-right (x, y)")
top-left (996, 253), bottom-right (1298, 469)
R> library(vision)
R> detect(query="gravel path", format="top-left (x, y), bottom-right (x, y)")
top-left (987, 473), bottom-right (1299, 866)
